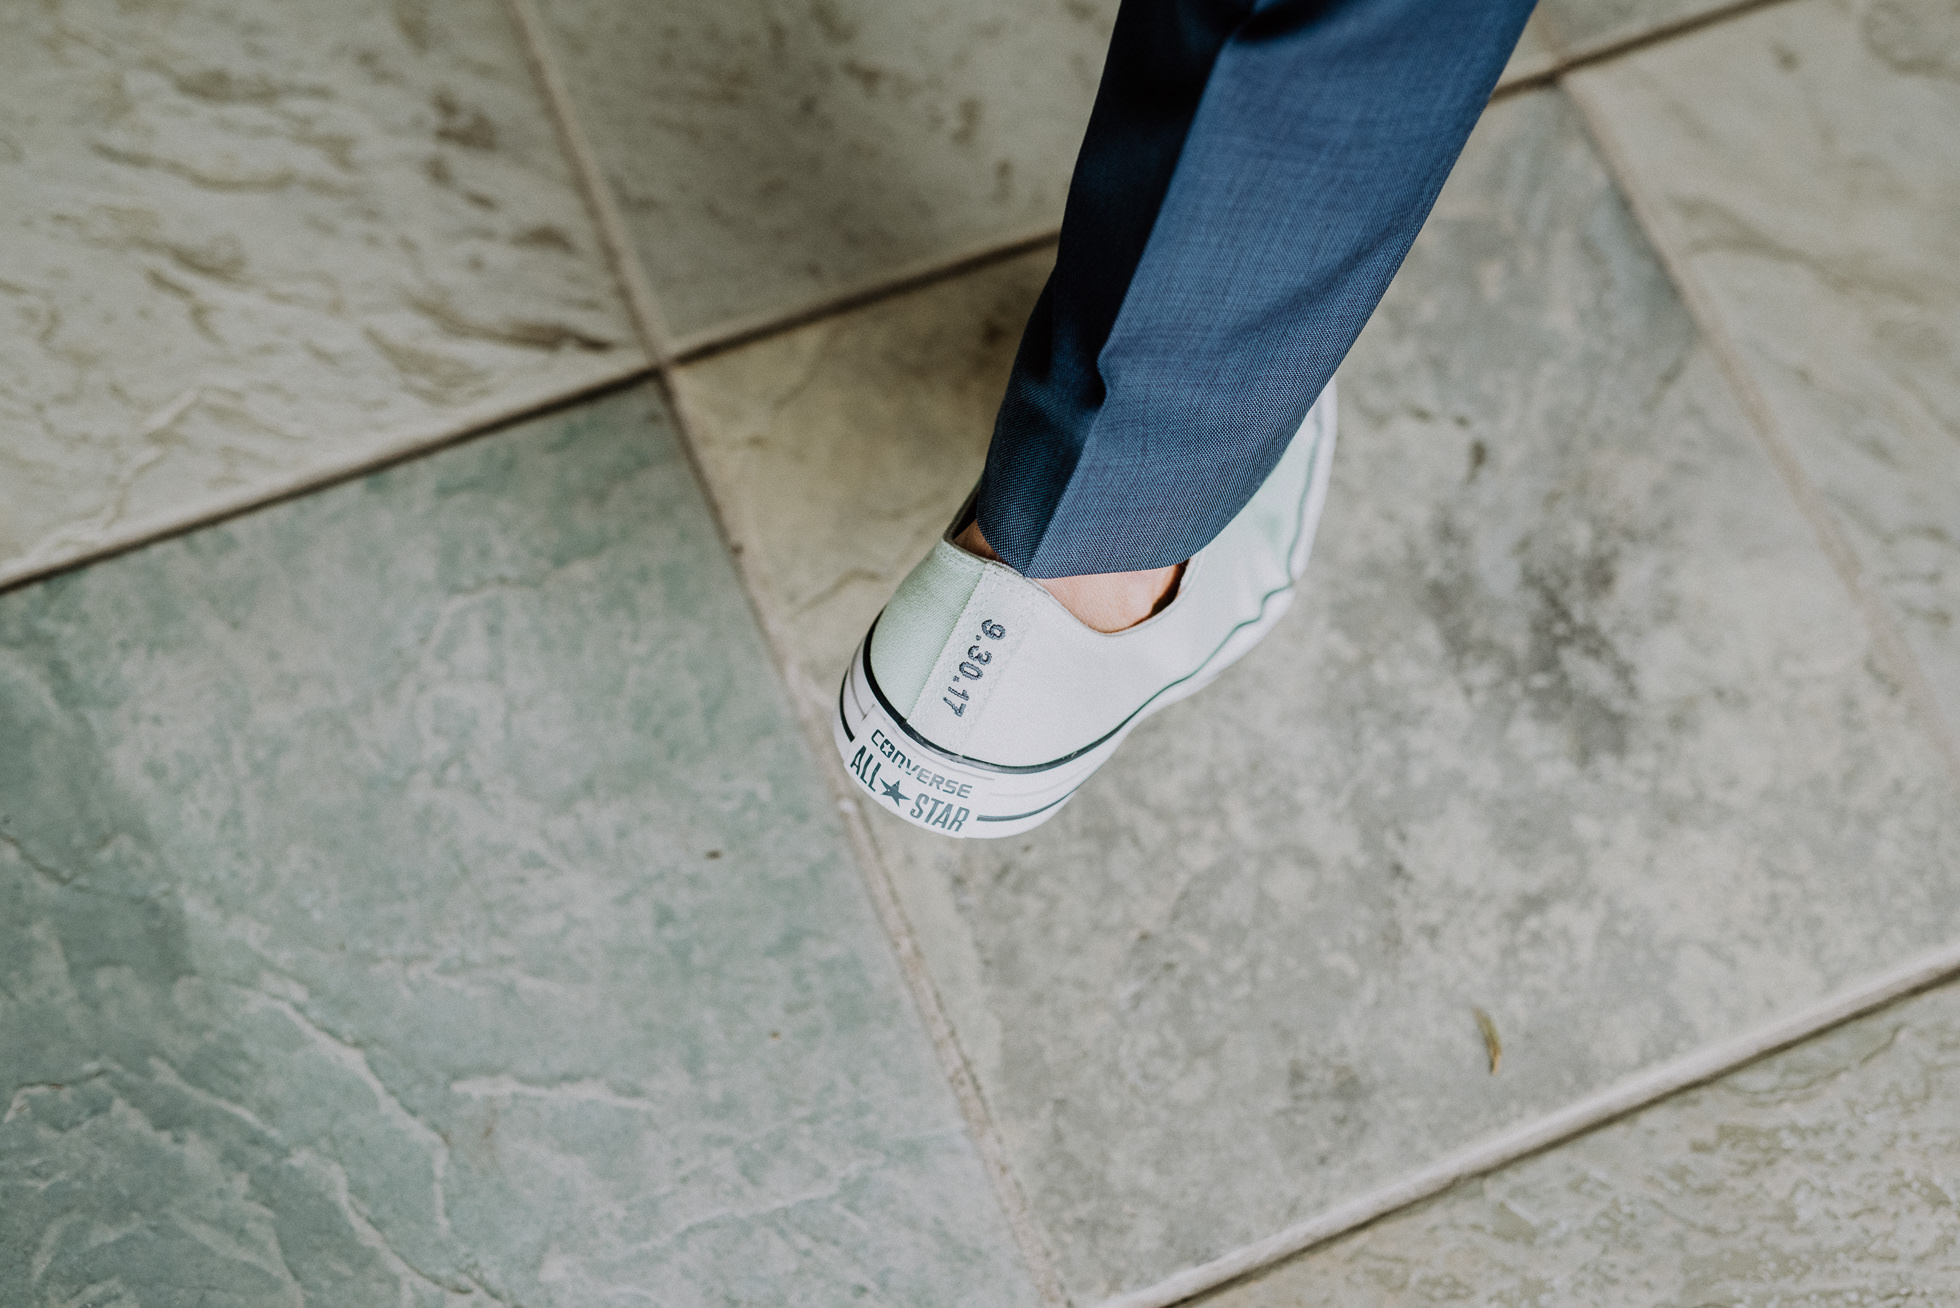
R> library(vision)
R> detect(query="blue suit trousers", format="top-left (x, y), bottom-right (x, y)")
top-left (975, 0), bottom-right (1537, 577)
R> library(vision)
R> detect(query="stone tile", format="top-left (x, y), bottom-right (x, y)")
top-left (1569, 0), bottom-right (1960, 740)
top-left (1202, 980), bottom-right (1960, 1305)
top-left (673, 88), bottom-right (1960, 1304)
top-left (0, 0), bottom-right (642, 592)
top-left (532, 0), bottom-right (1116, 344)
top-left (0, 388), bottom-right (1038, 1308)
top-left (1536, 0), bottom-right (1745, 59)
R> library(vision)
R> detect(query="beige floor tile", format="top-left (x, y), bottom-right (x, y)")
top-left (1570, 0), bottom-right (1960, 739)
top-left (0, 0), bottom-right (642, 590)
top-left (674, 87), bottom-right (1960, 1303)
top-left (534, 0), bottom-right (1116, 345)
top-left (1202, 979), bottom-right (1960, 1306)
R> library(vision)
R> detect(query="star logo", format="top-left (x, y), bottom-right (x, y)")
top-left (880, 777), bottom-right (909, 806)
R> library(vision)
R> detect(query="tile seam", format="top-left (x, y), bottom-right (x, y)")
top-left (652, 0), bottom-right (1811, 365)
top-left (0, 0), bottom-right (672, 600)
top-left (483, 1), bottom-right (1805, 385)
top-left (520, 0), bottom-right (1805, 374)
top-left (1492, 0), bottom-right (1805, 97)
top-left (494, 0), bottom-right (849, 855)
top-left (495, 0), bottom-right (858, 876)
top-left (1099, 942), bottom-right (1960, 1308)
top-left (503, 0), bottom-right (678, 363)
top-left (654, 372), bottom-right (1070, 1307)
top-left (0, 358), bottom-right (652, 598)
top-left (1564, 76), bottom-right (1960, 787)
top-left (666, 228), bottom-right (1064, 365)
top-left (1555, 0), bottom-right (1801, 67)
top-left (824, 761), bottom-right (1073, 1308)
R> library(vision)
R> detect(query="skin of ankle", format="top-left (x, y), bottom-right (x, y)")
top-left (953, 521), bottom-right (1183, 634)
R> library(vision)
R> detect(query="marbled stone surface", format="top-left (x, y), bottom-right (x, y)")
top-left (0, 0), bottom-right (641, 591)
top-left (1204, 978), bottom-right (1960, 1305)
top-left (1570, 0), bottom-right (1960, 741)
top-left (674, 88), bottom-right (1960, 1303)
top-left (533, 0), bottom-right (1117, 343)
top-left (0, 388), bottom-right (1039, 1308)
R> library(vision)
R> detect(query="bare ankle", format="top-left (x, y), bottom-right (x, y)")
top-left (954, 522), bottom-right (1183, 633)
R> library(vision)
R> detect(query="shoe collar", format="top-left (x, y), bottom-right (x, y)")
top-left (940, 492), bottom-right (1205, 639)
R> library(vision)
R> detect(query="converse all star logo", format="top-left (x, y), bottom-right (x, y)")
top-left (847, 739), bottom-right (972, 833)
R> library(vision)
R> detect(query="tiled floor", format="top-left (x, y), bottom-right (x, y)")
top-left (0, 388), bottom-right (1037, 1306)
top-left (0, 0), bottom-right (643, 589)
top-left (676, 85), bottom-right (1960, 1304)
top-left (529, 0), bottom-right (1118, 346)
top-left (1202, 978), bottom-right (1960, 1305)
top-left (4, 1), bottom-right (1958, 1306)
top-left (1569, 0), bottom-right (1960, 734)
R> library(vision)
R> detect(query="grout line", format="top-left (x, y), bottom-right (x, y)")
top-left (0, 6), bottom-right (1867, 1302)
top-left (1103, 943), bottom-right (1960, 1308)
top-left (655, 3), bottom-right (1806, 365)
top-left (1555, 0), bottom-right (1800, 67)
top-left (1490, 64), bottom-right (1559, 100)
top-left (1104, 10), bottom-right (1956, 1303)
top-left (502, 18), bottom-right (1013, 1212)
top-left (1490, 68), bottom-right (1561, 99)
top-left (666, 227), bottom-right (1062, 365)
top-left (1564, 80), bottom-right (1960, 786)
top-left (0, 0), bottom-right (669, 603)
top-left (506, 0), bottom-right (1805, 379)
top-left (506, 0), bottom-right (1054, 373)
top-left (0, 359), bottom-right (652, 599)
top-left (655, 373), bottom-right (1070, 1307)
top-left (526, 0), bottom-right (1072, 1264)
top-left (504, 0), bottom-right (677, 364)
top-left (1492, 0), bottom-right (1803, 98)
top-left (635, 0), bottom-right (1807, 369)
top-left (822, 754), bottom-right (1073, 1308)
top-left (1, 0), bottom-right (1799, 606)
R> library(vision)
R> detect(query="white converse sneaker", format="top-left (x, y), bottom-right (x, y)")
top-left (834, 384), bottom-right (1336, 838)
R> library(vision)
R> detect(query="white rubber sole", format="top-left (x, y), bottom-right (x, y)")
top-left (834, 391), bottom-right (1336, 839)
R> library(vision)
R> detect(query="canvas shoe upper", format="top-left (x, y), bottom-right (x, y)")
top-left (834, 383), bottom-right (1336, 837)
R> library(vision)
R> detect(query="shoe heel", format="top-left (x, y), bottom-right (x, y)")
top-left (833, 641), bottom-right (1087, 839)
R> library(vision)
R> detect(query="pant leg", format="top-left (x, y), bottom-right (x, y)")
top-left (975, 0), bottom-right (1535, 577)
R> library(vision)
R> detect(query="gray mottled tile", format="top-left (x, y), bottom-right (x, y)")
top-left (0, 0), bottom-right (642, 591)
top-left (0, 388), bottom-right (1038, 1308)
top-left (674, 87), bottom-right (1960, 1303)
top-left (532, 0), bottom-right (1115, 343)
top-left (1203, 979), bottom-right (1960, 1305)
top-left (1570, 0), bottom-right (1960, 746)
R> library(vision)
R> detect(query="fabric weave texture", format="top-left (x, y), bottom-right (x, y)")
top-left (977, 0), bottom-right (1536, 577)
